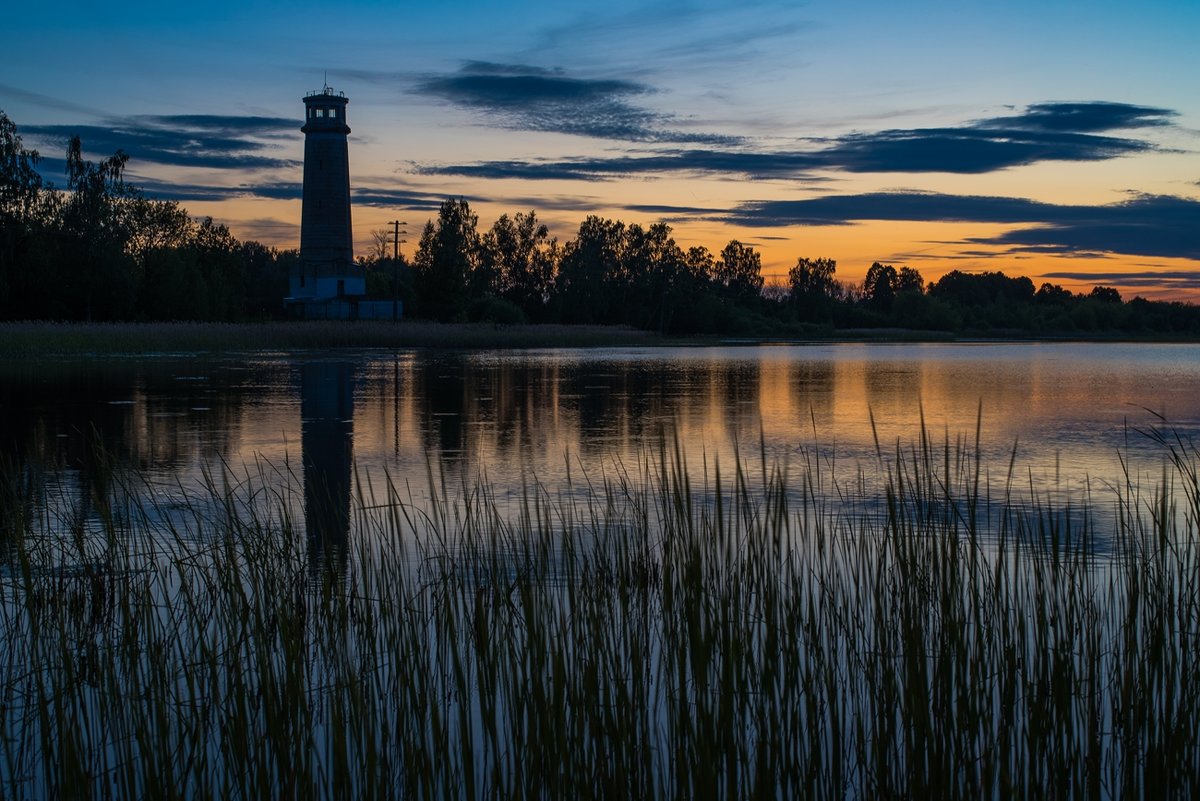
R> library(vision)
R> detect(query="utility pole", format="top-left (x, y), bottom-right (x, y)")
top-left (388, 220), bottom-right (406, 322)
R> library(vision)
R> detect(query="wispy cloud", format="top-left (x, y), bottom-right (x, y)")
top-left (351, 186), bottom-right (458, 211)
top-left (130, 176), bottom-right (449, 212)
top-left (24, 114), bottom-right (298, 172)
top-left (415, 62), bottom-right (735, 144)
top-left (421, 100), bottom-right (1176, 180)
top-left (724, 192), bottom-right (1200, 261)
top-left (0, 83), bottom-right (103, 117)
top-left (523, 1), bottom-right (810, 75)
top-left (229, 217), bottom-right (300, 244)
top-left (419, 149), bottom-right (827, 181)
top-left (1040, 270), bottom-right (1200, 290)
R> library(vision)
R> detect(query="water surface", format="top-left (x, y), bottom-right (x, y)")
top-left (3, 342), bottom-right (1197, 543)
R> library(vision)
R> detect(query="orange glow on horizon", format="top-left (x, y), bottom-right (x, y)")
top-left (194, 192), bottom-right (1200, 305)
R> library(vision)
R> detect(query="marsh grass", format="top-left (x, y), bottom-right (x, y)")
top-left (0, 321), bottom-right (653, 357)
top-left (1, 424), bottom-right (1199, 800)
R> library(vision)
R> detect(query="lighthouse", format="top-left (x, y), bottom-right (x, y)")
top-left (288, 85), bottom-right (366, 318)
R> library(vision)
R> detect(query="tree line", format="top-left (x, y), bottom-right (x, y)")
top-left (377, 197), bottom-right (1200, 337)
top-left (4, 109), bottom-right (1199, 335)
top-left (1, 110), bottom-right (289, 321)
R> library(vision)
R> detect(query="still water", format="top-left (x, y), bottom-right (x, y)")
top-left (3, 342), bottom-right (1199, 542)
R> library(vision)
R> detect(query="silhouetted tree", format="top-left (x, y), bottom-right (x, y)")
top-left (0, 110), bottom-right (49, 316)
top-left (122, 195), bottom-right (193, 266)
top-left (60, 136), bottom-right (138, 319)
top-left (863, 262), bottom-right (899, 311)
top-left (556, 216), bottom-right (625, 324)
top-left (624, 222), bottom-right (685, 332)
top-left (242, 241), bottom-right (291, 319)
top-left (714, 240), bottom-right (763, 303)
top-left (1035, 282), bottom-right (1075, 305)
top-left (367, 228), bottom-right (392, 263)
top-left (788, 257), bottom-right (837, 298)
top-left (928, 270), bottom-right (1035, 307)
top-left (481, 211), bottom-right (557, 319)
top-left (412, 198), bottom-right (480, 321)
top-left (896, 266), bottom-right (924, 294)
top-left (1089, 285), bottom-right (1122, 303)
top-left (788, 256), bottom-right (838, 320)
top-left (0, 110), bottom-right (44, 224)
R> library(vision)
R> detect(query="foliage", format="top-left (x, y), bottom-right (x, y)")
top-left (480, 211), bottom-right (557, 321)
top-left (0, 110), bottom-right (297, 323)
top-left (714, 240), bottom-right (763, 303)
top-left (413, 199), bottom-right (480, 322)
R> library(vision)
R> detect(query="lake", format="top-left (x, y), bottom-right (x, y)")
top-left (3, 340), bottom-right (1199, 799)
top-left (3, 341), bottom-right (1199, 544)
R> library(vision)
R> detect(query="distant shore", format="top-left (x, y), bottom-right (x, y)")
top-left (0, 320), bottom-right (1195, 358)
top-left (0, 320), bottom-right (658, 357)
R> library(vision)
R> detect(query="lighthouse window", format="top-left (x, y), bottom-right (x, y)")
top-left (329, 107), bottom-right (337, 118)
top-left (318, 109), bottom-right (326, 118)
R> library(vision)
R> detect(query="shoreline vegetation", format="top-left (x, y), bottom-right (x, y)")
top-left (2, 430), bottom-right (1198, 798)
top-left (2, 320), bottom-right (1199, 358)
top-left (5, 111), bottom-right (1200, 343)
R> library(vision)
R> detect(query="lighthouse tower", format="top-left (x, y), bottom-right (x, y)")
top-left (289, 84), bottom-right (364, 317)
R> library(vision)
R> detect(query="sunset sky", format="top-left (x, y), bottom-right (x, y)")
top-left (3, 0), bottom-right (1198, 298)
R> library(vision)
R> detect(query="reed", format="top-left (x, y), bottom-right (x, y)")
top-left (1, 424), bottom-right (1198, 799)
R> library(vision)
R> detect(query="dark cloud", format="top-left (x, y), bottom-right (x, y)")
top-left (821, 127), bottom-right (1150, 174)
top-left (977, 101), bottom-right (1175, 133)
top-left (973, 204), bottom-right (1200, 261)
top-left (415, 62), bottom-right (735, 144)
top-left (626, 203), bottom-right (725, 216)
top-left (128, 176), bottom-right (448, 212)
top-left (1040, 270), bottom-right (1200, 290)
top-left (421, 100), bottom-right (1176, 180)
top-left (823, 102), bottom-right (1174, 174)
top-left (421, 149), bottom-right (826, 181)
top-left (725, 192), bottom-right (1200, 262)
top-left (351, 187), bottom-right (458, 211)
top-left (726, 192), bottom-right (1064, 226)
top-left (24, 114), bottom-right (298, 172)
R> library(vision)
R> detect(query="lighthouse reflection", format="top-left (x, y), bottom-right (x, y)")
top-left (301, 361), bottom-right (355, 571)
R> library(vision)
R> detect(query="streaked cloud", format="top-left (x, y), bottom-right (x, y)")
top-left (725, 191), bottom-right (1200, 261)
top-left (420, 149), bottom-right (824, 181)
top-left (522, 1), bottom-right (811, 75)
top-left (1041, 270), bottom-right (1200, 290)
top-left (0, 83), bottom-right (103, 117)
top-left (131, 176), bottom-right (449, 212)
top-left (421, 100), bottom-right (1175, 179)
top-left (824, 101), bottom-right (1174, 174)
top-left (976, 101), bottom-right (1175, 133)
top-left (24, 114), bottom-right (298, 172)
top-left (415, 62), bottom-right (735, 144)
top-left (229, 217), bottom-right (300, 244)
top-left (351, 187), bottom-right (461, 211)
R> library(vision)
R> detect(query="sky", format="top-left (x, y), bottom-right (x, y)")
top-left (3, 0), bottom-right (1199, 298)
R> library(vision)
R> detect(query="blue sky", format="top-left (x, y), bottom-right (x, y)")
top-left (3, 0), bottom-right (1198, 296)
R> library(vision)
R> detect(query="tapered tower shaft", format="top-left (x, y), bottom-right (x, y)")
top-left (299, 87), bottom-right (355, 290)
